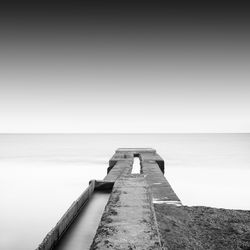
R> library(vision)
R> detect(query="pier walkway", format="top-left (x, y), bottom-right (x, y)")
top-left (37, 148), bottom-right (181, 250)
top-left (90, 175), bottom-right (162, 249)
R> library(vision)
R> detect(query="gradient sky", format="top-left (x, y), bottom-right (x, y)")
top-left (0, 1), bottom-right (250, 133)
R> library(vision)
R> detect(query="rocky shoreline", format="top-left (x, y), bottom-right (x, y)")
top-left (154, 204), bottom-right (250, 250)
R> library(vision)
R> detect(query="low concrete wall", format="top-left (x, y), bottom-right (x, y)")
top-left (139, 152), bottom-right (165, 173)
top-left (37, 180), bottom-right (95, 250)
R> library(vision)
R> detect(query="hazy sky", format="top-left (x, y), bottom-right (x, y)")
top-left (0, 2), bottom-right (250, 133)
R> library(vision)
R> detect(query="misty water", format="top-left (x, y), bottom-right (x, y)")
top-left (0, 133), bottom-right (250, 249)
top-left (131, 157), bottom-right (141, 174)
top-left (54, 191), bottom-right (110, 250)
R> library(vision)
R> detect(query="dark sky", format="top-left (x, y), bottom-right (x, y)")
top-left (0, 1), bottom-right (250, 132)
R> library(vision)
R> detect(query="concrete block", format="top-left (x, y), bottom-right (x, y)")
top-left (90, 175), bottom-right (162, 250)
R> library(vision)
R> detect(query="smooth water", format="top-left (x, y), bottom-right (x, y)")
top-left (132, 157), bottom-right (141, 174)
top-left (0, 133), bottom-right (250, 249)
top-left (54, 191), bottom-right (110, 250)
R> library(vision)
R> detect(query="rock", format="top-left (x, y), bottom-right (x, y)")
top-left (154, 204), bottom-right (250, 250)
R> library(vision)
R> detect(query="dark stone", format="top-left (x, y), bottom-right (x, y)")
top-left (154, 204), bottom-right (250, 250)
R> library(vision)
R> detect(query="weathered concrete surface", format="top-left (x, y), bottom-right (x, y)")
top-left (155, 204), bottom-right (250, 250)
top-left (109, 152), bottom-right (133, 170)
top-left (142, 161), bottom-right (181, 205)
top-left (90, 175), bottom-right (162, 250)
top-left (109, 148), bottom-right (156, 171)
top-left (38, 148), bottom-right (181, 250)
top-left (104, 160), bottom-right (133, 182)
top-left (37, 148), bottom-right (250, 250)
top-left (140, 152), bottom-right (165, 173)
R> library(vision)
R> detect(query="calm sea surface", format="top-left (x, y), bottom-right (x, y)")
top-left (0, 133), bottom-right (250, 249)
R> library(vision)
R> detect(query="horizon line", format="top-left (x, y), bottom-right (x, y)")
top-left (0, 132), bottom-right (249, 135)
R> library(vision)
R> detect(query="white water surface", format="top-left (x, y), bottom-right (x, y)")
top-left (54, 191), bottom-right (110, 250)
top-left (0, 133), bottom-right (250, 249)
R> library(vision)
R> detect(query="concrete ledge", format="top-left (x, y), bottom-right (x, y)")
top-left (93, 180), bottom-right (114, 191)
top-left (90, 175), bottom-right (162, 250)
top-left (140, 153), bottom-right (165, 173)
top-left (109, 152), bottom-right (133, 170)
top-left (105, 160), bottom-right (133, 182)
top-left (38, 148), bottom-right (180, 250)
top-left (37, 181), bottom-right (95, 250)
top-left (142, 161), bottom-right (181, 203)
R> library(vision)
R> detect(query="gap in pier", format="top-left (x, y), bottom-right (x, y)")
top-left (132, 155), bottom-right (141, 174)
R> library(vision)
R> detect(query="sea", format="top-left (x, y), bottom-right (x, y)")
top-left (0, 133), bottom-right (250, 249)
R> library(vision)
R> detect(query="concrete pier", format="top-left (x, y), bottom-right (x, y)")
top-left (111, 148), bottom-right (181, 204)
top-left (91, 148), bottom-right (181, 249)
top-left (37, 148), bottom-right (180, 250)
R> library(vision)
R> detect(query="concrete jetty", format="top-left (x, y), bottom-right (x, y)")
top-left (37, 148), bottom-right (181, 250)
top-left (90, 148), bottom-right (181, 249)
top-left (110, 148), bottom-right (180, 204)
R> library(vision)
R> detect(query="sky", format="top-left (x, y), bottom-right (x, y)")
top-left (0, 1), bottom-right (250, 133)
